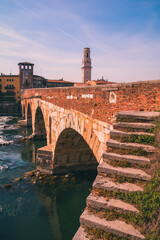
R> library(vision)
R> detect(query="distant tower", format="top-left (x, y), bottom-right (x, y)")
top-left (81, 48), bottom-right (92, 83)
top-left (18, 62), bottom-right (34, 89)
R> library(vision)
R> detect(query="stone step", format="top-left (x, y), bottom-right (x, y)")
top-left (103, 152), bottom-right (151, 165)
top-left (93, 175), bottom-right (143, 193)
top-left (116, 111), bottom-right (160, 123)
top-left (113, 122), bottom-right (155, 132)
top-left (80, 210), bottom-right (145, 240)
top-left (73, 226), bottom-right (89, 240)
top-left (110, 129), bottom-right (154, 140)
top-left (98, 160), bottom-right (151, 181)
top-left (107, 139), bottom-right (155, 153)
top-left (87, 193), bottom-right (139, 214)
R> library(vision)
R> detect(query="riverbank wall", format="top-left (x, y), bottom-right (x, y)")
top-left (0, 102), bottom-right (21, 116)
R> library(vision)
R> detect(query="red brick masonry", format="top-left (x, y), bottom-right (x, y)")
top-left (21, 79), bottom-right (160, 125)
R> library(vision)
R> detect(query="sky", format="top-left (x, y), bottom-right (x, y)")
top-left (0, 0), bottom-right (160, 83)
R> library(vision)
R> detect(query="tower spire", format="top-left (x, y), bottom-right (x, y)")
top-left (81, 48), bottom-right (92, 83)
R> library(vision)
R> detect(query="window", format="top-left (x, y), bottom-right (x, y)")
top-left (25, 65), bottom-right (28, 69)
top-left (29, 66), bottom-right (32, 70)
top-left (21, 65), bottom-right (24, 69)
top-left (87, 53), bottom-right (88, 58)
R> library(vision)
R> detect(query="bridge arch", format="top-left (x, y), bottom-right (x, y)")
top-left (53, 128), bottom-right (98, 172)
top-left (34, 106), bottom-right (47, 140)
top-left (20, 98), bottom-right (110, 173)
top-left (23, 105), bottom-right (25, 119)
top-left (27, 103), bottom-right (32, 128)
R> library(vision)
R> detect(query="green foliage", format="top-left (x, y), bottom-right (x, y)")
top-left (114, 175), bottom-right (137, 183)
top-left (85, 226), bottom-right (128, 240)
top-left (107, 159), bottom-right (131, 168)
top-left (120, 134), bottom-right (156, 146)
top-left (148, 121), bottom-right (160, 134)
top-left (88, 206), bottom-right (138, 223)
top-left (110, 147), bottom-right (148, 156)
top-left (95, 166), bottom-right (160, 238)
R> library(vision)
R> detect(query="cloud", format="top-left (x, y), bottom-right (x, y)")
top-left (14, 0), bottom-right (40, 17)
top-left (0, 24), bottom-right (82, 80)
top-left (0, 1), bottom-right (160, 83)
top-left (55, 26), bottom-right (85, 46)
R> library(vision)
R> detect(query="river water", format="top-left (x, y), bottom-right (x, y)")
top-left (0, 116), bottom-right (96, 240)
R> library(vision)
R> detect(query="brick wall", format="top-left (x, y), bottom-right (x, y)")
top-left (21, 80), bottom-right (160, 124)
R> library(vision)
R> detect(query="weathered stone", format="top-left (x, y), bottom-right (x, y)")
top-left (103, 152), bottom-right (150, 165)
top-left (73, 227), bottom-right (89, 240)
top-left (116, 111), bottom-right (160, 122)
top-left (110, 129), bottom-right (154, 139)
top-left (24, 171), bottom-right (35, 177)
top-left (107, 139), bottom-right (155, 153)
top-left (80, 210), bottom-right (145, 240)
top-left (98, 160), bottom-right (151, 181)
top-left (14, 178), bottom-right (22, 182)
top-left (114, 122), bottom-right (155, 131)
top-left (93, 175), bottom-right (143, 193)
top-left (87, 193), bottom-right (139, 214)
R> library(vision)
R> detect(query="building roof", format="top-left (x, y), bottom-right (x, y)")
top-left (47, 79), bottom-right (74, 84)
top-left (74, 83), bottom-right (89, 86)
top-left (33, 75), bottom-right (46, 79)
top-left (0, 74), bottom-right (19, 77)
top-left (74, 80), bottom-right (116, 87)
top-left (18, 62), bottom-right (34, 65)
top-left (86, 79), bottom-right (116, 85)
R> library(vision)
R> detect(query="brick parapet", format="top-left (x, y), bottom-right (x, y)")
top-left (21, 79), bottom-right (160, 124)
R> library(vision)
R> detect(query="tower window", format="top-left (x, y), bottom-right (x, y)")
top-left (87, 53), bottom-right (88, 58)
top-left (21, 65), bottom-right (24, 69)
top-left (25, 65), bottom-right (28, 69)
top-left (29, 66), bottom-right (32, 70)
top-left (25, 80), bottom-right (28, 85)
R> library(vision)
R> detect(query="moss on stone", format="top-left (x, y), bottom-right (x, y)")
top-left (109, 147), bottom-right (149, 157)
top-left (119, 134), bottom-right (156, 146)
top-left (94, 166), bottom-right (160, 238)
top-left (85, 226), bottom-right (128, 240)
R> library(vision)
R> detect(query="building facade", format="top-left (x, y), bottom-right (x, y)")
top-left (33, 75), bottom-right (47, 88)
top-left (0, 74), bottom-right (20, 103)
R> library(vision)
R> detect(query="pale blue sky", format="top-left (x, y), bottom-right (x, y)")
top-left (0, 0), bottom-right (160, 82)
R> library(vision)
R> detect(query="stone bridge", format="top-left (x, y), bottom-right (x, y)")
top-left (21, 97), bottom-right (112, 173)
top-left (21, 79), bottom-right (160, 174)
top-left (21, 79), bottom-right (160, 239)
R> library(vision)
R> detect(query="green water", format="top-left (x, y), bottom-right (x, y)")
top-left (0, 117), bottom-right (96, 240)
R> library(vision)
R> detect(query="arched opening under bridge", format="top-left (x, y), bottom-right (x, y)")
top-left (34, 106), bottom-right (46, 140)
top-left (53, 128), bottom-right (98, 173)
top-left (27, 103), bottom-right (32, 128)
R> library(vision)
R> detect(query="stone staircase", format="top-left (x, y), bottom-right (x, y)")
top-left (73, 111), bottom-right (160, 240)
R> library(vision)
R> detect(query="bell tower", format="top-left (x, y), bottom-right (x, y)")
top-left (18, 62), bottom-right (34, 90)
top-left (81, 48), bottom-right (92, 83)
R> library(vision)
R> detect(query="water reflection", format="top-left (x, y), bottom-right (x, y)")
top-left (0, 116), bottom-right (96, 240)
